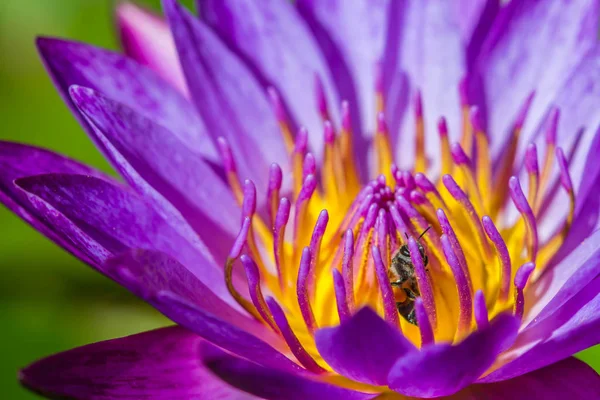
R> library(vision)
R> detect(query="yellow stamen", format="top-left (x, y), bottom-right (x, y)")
top-left (475, 131), bottom-right (492, 201)
top-left (220, 83), bottom-right (575, 373)
top-left (460, 105), bottom-right (473, 156)
top-left (438, 118), bottom-right (453, 177)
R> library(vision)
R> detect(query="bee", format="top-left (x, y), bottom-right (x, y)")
top-left (389, 227), bottom-right (431, 325)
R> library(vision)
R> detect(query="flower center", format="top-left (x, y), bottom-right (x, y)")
top-left (218, 80), bottom-right (575, 373)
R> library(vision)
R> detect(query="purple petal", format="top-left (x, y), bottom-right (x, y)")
top-left (36, 37), bottom-right (215, 161)
top-left (384, 1), bottom-right (465, 174)
top-left (14, 173), bottom-right (230, 300)
top-left (69, 85), bottom-right (238, 265)
top-left (552, 168), bottom-right (600, 268)
top-left (482, 271), bottom-right (600, 382)
top-left (476, 0), bottom-right (599, 160)
top-left (456, 1), bottom-right (499, 57)
top-left (572, 130), bottom-right (600, 218)
top-left (297, 0), bottom-right (389, 136)
top-left (162, 0), bottom-right (288, 193)
top-left (523, 229), bottom-right (600, 328)
top-left (199, 0), bottom-right (339, 161)
top-left (0, 141), bottom-right (109, 264)
top-left (105, 249), bottom-right (270, 339)
top-left (20, 326), bottom-right (256, 399)
top-left (201, 342), bottom-right (377, 400)
top-left (532, 50), bottom-right (600, 237)
top-left (152, 291), bottom-right (303, 374)
top-left (315, 307), bottom-right (415, 385)
top-left (473, 230), bottom-right (600, 383)
top-left (387, 313), bottom-right (519, 398)
top-left (116, 2), bottom-right (188, 96)
top-left (462, 358), bottom-right (600, 399)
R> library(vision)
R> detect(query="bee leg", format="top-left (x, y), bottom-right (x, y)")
top-left (406, 309), bottom-right (418, 325)
top-left (404, 288), bottom-right (417, 299)
top-left (390, 279), bottom-right (405, 287)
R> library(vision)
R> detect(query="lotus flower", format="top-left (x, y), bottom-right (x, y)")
top-left (8, 0), bottom-right (600, 398)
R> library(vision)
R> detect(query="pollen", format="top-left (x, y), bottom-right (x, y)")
top-left (219, 80), bottom-right (575, 372)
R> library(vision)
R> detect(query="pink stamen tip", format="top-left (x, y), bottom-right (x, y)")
top-left (239, 255), bottom-right (258, 280)
top-left (441, 234), bottom-right (472, 332)
top-left (358, 194), bottom-right (374, 217)
top-left (414, 173), bottom-right (434, 193)
top-left (514, 262), bottom-right (535, 320)
top-left (469, 106), bottom-right (484, 133)
top-left (437, 117), bottom-right (448, 137)
top-left (275, 198), bottom-right (291, 230)
top-left (525, 143), bottom-right (539, 176)
top-left (442, 175), bottom-right (491, 256)
top-left (363, 203), bottom-right (380, 231)
top-left (393, 169), bottom-right (403, 187)
top-left (269, 163), bottom-right (283, 191)
top-left (481, 216), bottom-right (511, 302)
top-left (297, 247), bottom-right (317, 333)
top-left (515, 262), bottom-right (535, 290)
top-left (216, 136), bottom-right (236, 173)
top-left (242, 179), bottom-right (257, 218)
top-left (514, 92), bottom-right (536, 130)
top-left (351, 206), bottom-right (379, 279)
top-left (408, 237), bottom-right (437, 326)
top-left (458, 77), bottom-right (468, 106)
top-left (294, 127), bottom-right (308, 154)
top-left (267, 87), bottom-right (286, 122)
top-left (377, 112), bottom-right (388, 135)
top-left (341, 101), bottom-right (352, 131)
top-left (442, 174), bottom-right (465, 200)
top-left (266, 296), bottom-right (325, 373)
top-left (450, 143), bottom-right (470, 165)
top-left (396, 194), bottom-right (419, 220)
top-left (342, 229), bottom-right (355, 310)
top-left (474, 290), bottom-right (489, 330)
top-left (391, 164), bottom-right (399, 179)
top-left (240, 255), bottom-right (277, 332)
top-left (274, 198), bottom-right (291, 286)
top-left (332, 269), bottom-right (351, 323)
top-left (377, 174), bottom-right (387, 186)
top-left (267, 165), bottom-right (281, 227)
top-left (324, 121), bottom-right (335, 144)
top-left (409, 190), bottom-right (427, 206)
top-left (389, 205), bottom-right (412, 240)
top-left (315, 74), bottom-right (328, 116)
top-left (376, 209), bottom-right (388, 258)
top-left (414, 297), bottom-right (434, 346)
top-left (401, 171), bottom-right (416, 191)
top-left (298, 174), bottom-right (317, 203)
top-left (303, 153), bottom-right (316, 179)
top-left (372, 245), bottom-right (400, 327)
top-left (309, 210), bottom-right (329, 263)
top-left (556, 147), bottom-right (573, 193)
top-left (414, 90), bottom-right (423, 118)
top-left (545, 107), bottom-right (560, 145)
top-left (509, 176), bottom-right (538, 261)
top-left (229, 217), bottom-right (251, 259)
top-left (436, 209), bottom-right (470, 289)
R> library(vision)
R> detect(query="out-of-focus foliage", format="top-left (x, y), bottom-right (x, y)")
top-left (0, 1), bottom-right (597, 398)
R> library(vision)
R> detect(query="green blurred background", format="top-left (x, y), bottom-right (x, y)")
top-left (0, 1), bottom-right (191, 398)
top-left (0, 1), bottom-right (598, 398)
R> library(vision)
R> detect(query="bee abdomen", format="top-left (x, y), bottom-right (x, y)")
top-left (396, 301), bottom-right (418, 326)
